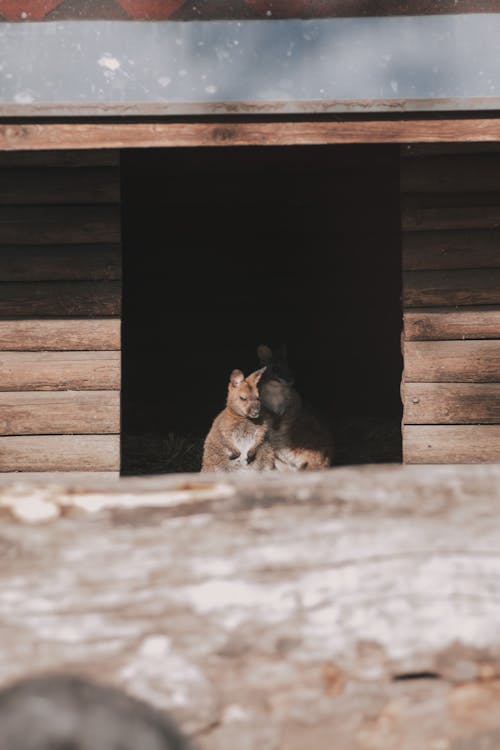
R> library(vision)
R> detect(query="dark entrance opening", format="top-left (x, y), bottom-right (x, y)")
top-left (121, 144), bottom-right (402, 474)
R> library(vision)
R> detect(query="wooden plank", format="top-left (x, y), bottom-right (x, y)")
top-left (401, 154), bottom-right (500, 193)
top-left (402, 195), bottom-right (500, 231)
top-left (0, 168), bottom-right (120, 205)
top-left (403, 382), bottom-right (500, 424)
top-left (0, 472), bottom-right (120, 480)
top-left (403, 425), bottom-right (500, 463)
top-left (0, 206), bottom-right (120, 245)
top-left (402, 142), bottom-right (500, 158)
top-left (3, 119), bottom-right (500, 151)
top-left (403, 269), bottom-right (500, 307)
top-left (0, 435), bottom-right (119, 471)
top-left (404, 341), bottom-right (500, 382)
top-left (0, 319), bottom-right (121, 351)
top-left (0, 245), bottom-right (121, 282)
top-left (0, 351), bottom-right (120, 391)
top-left (402, 229), bottom-right (500, 271)
top-left (0, 391), bottom-right (120, 435)
top-left (404, 306), bottom-right (500, 341)
top-left (0, 281), bottom-right (121, 317)
top-left (0, 150), bottom-right (119, 167)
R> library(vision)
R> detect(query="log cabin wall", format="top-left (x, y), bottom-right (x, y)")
top-left (401, 143), bottom-right (500, 464)
top-left (0, 150), bottom-right (121, 473)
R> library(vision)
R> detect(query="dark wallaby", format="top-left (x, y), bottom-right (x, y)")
top-left (0, 673), bottom-right (194, 750)
top-left (202, 367), bottom-right (274, 472)
top-left (257, 344), bottom-right (333, 471)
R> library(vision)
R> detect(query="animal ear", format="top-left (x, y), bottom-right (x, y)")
top-left (250, 366), bottom-right (267, 385)
top-left (257, 344), bottom-right (273, 364)
top-left (230, 369), bottom-right (245, 387)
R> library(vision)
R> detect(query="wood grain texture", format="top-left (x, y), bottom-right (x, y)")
top-left (0, 168), bottom-right (120, 205)
top-left (0, 206), bottom-right (120, 245)
top-left (404, 306), bottom-right (500, 341)
top-left (0, 281), bottom-right (121, 317)
top-left (0, 245), bottom-right (121, 282)
top-left (0, 319), bottom-right (121, 351)
top-left (0, 434), bottom-right (119, 471)
top-left (403, 382), bottom-right (500, 424)
top-left (401, 154), bottom-right (500, 193)
top-left (0, 351), bottom-right (120, 391)
top-left (403, 269), bottom-right (500, 307)
top-left (403, 425), bottom-right (500, 463)
top-left (404, 341), bottom-right (500, 382)
top-left (0, 391), bottom-right (120, 435)
top-left (402, 195), bottom-right (500, 231)
top-left (4, 119), bottom-right (500, 150)
top-left (402, 229), bottom-right (500, 271)
top-left (1, 466), bottom-right (500, 748)
top-left (0, 150), bottom-right (119, 167)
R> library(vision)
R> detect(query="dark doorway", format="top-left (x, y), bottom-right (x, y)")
top-left (121, 144), bottom-right (402, 474)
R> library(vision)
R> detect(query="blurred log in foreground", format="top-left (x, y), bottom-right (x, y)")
top-left (1, 465), bottom-right (500, 749)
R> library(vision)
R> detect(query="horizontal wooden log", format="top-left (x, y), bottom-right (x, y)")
top-left (0, 351), bottom-right (120, 391)
top-left (2, 119), bottom-right (500, 151)
top-left (0, 319), bottom-right (121, 351)
top-left (0, 168), bottom-right (120, 205)
top-left (0, 281), bottom-right (121, 317)
top-left (403, 269), bottom-right (500, 307)
top-left (404, 306), bottom-right (500, 340)
top-left (0, 245), bottom-right (121, 282)
top-left (0, 150), bottom-right (119, 167)
top-left (0, 435), bottom-right (119, 471)
top-left (404, 425), bottom-right (500, 462)
top-left (401, 154), bottom-right (500, 193)
top-left (403, 383), bottom-right (500, 424)
top-left (0, 391), bottom-right (120, 435)
top-left (404, 341), bottom-right (500, 382)
top-left (1, 466), bottom-right (500, 749)
top-left (0, 206), bottom-right (120, 245)
top-left (402, 229), bottom-right (500, 271)
top-left (402, 195), bottom-right (500, 231)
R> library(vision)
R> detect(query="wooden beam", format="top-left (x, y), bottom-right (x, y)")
top-left (0, 168), bottom-right (120, 205)
top-left (0, 206), bottom-right (120, 245)
top-left (0, 281), bottom-right (121, 317)
top-left (403, 269), bottom-right (500, 307)
top-left (403, 382), bottom-right (500, 424)
top-left (2, 119), bottom-right (500, 151)
top-left (0, 319), bottom-right (121, 351)
top-left (0, 150), bottom-right (119, 167)
top-left (402, 230), bottom-right (500, 271)
top-left (404, 306), bottom-right (500, 341)
top-left (0, 351), bottom-right (120, 391)
top-left (401, 154), bottom-right (500, 193)
top-left (0, 245), bottom-right (121, 282)
top-left (402, 195), bottom-right (500, 231)
top-left (0, 434), bottom-right (119, 471)
top-left (0, 391), bottom-right (120, 435)
top-left (404, 341), bottom-right (500, 382)
top-left (403, 425), bottom-right (500, 462)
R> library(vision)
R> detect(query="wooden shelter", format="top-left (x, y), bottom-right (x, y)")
top-left (1, 1), bottom-right (500, 473)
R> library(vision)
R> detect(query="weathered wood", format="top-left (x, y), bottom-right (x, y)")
top-left (0, 319), bottom-right (121, 351)
top-left (0, 391), bottom-right (120, 435)
top-left (0, 435), bottom-right (119, 471)
top-left (402, 195), bottom-right (500, 231)
top-left (0, 168), bottom-right (120, 204)
top-left (0, 245), bottom-right (121, 282)
top-left (0, 351), bottom-right (120, 391)
top-left (0, 150), bottom-right (119, 167)
top-left (402, 229), bottom-right (500, 271)
top-left (404, 306), bottom-right (500, 341)
top-left (401, 154), bottom-right (500, 193)
top-left (0, 206), bottom-right (120, 245)
top-left (403, 269), bottom-right (500, 307)
top-left (402, 142), bottom-right (500, 157)
top-left (1, 466), bottom-right (500, 749)
top-left (404, 425), bottom-right (500, 462)
top-left (3, 119), bottom-right (500, 151)
top-left (403, 382), bottom-right (500, 424)
top-left (0, 281), bottom-right (121, 317)
top-left (404, 341), bottom-right (500, 382)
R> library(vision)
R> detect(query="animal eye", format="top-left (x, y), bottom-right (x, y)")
top-left (240, 396), bottom-right (247, 401)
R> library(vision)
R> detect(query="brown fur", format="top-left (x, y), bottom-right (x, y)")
top-left (202, 367), bottom-right (274, 472)
top-left (257, 344), bottom-right (333, 471)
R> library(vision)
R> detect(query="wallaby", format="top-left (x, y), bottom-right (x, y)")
top-left (0, 673), bottom-right (193, 750)
top-left (257, 344), bottom-right (333, 471)
top-left (202, 367), bottom-right (274, 472)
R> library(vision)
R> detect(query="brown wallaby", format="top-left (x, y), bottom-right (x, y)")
top-left (257, 344), bottom-right (333, 471)
top-left (202, 367), bottom-right (274, 472)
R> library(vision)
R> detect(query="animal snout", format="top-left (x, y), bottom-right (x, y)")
top-left (249, 404), bottom-right (261, 418)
